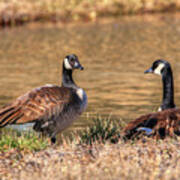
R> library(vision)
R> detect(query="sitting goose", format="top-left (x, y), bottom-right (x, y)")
top-left (0, 54), bottom-right (87, 143)
top-left (123, 60), bottom-right (178, 139)
top-left (144, 59), bottom-right (175, 111)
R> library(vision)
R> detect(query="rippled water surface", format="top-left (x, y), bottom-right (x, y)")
top-left (0, 14), bottom-right (180, 130)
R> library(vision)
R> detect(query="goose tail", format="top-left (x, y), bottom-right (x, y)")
top-left (0, 104), bottom-right (23, 128)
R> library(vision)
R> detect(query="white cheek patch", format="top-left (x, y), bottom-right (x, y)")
top-left (154, 63), bottom-right (165, 75)
top-left (64, 58), bottom-right (72, 69)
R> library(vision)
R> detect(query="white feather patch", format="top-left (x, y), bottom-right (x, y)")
top-left (45, 84), bottom-right (55, 87)
top-left (64, 58), bottom-right (72, 69)
top-left (76, 88), bottom-right (84, 100)
top-left (74, 62), bottom-right (78, 68)
top-left (76, 88), bottom-right (88, 112)
top-left (154, 63), bottom-right (165, 75)
top-left (158, 107), bottom-right (162, 112)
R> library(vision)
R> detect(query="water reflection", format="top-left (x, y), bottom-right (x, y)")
top-left (0, 14), bottom-right (180, 131)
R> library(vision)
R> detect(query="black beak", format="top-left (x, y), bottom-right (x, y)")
top-left (76, 64), bottom-right (84, 70)
top-left (79, 65), bottom-right (84, 70)
top-left (144, 67), bottom-right (153, 74)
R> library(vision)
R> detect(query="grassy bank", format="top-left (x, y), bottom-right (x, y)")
top-left (0, 117), bottom-right (121, 152)
top-left (0, 129), bottom-right (49, 152)
top-left (0, 0), bottom-right (180, 26)
top-left (1, 118), bottom-right (180, 179)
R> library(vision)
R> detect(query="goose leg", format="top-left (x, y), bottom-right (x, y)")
top-left (51, 136), bottom-right (56, 144)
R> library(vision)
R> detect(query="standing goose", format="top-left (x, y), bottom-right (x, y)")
top-left (123, 60), bottom-right (178, 139)
top-left (0, 54), bottom-right (87, 143)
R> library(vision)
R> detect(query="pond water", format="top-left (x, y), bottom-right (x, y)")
top-left (0, 13), bottom-right (180, 131)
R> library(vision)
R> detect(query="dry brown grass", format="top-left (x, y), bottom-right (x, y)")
top-left (1, 137), bottom-right (180, 180)
top-left (0, 0), bottom-right (180, 26)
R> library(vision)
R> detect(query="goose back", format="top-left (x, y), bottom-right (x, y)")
top-left (123, 108), bottom-right (180, 140)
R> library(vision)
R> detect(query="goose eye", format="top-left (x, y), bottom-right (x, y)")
top-left (153, 63), bottom-right (159, 70)
top-left (70, 59), bottom-right (74, 63)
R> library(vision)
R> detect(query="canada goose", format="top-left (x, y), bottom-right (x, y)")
top-left (0, 54), bottom-right (87, 143)
top-left (144, 59), bottom-right (175, 111)
top-left (123, 60), bottom-right (178, 139)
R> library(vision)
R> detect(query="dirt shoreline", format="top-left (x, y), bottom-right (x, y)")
top-left (0, 0), bottom-right (180, 27)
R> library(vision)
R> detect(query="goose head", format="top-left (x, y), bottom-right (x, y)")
top-left (144, 59), bottom-right (171, 76)
top-left (63, 54), bottom-right (84, 71)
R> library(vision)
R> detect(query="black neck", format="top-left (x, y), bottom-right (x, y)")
top-left (161, 67), bottom-right (175, 110)
top-left (62, 64), bottom-right (77, 89)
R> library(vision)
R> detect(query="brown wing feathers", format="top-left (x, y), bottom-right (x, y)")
top-left (123, 108), bottom-right (180, 139)
top-left (0, 86), bottom-right (70, 128)
top-left (0, 105), bottom-right (23, 127)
